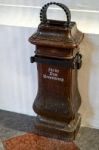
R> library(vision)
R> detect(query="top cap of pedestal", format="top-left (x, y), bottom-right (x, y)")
top-left (29, 2), bottom-right (84, 49)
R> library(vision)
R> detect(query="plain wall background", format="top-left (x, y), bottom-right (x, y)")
top-left (0, 0), bottom-right (99, 129)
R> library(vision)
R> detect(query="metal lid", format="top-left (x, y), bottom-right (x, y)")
top-left (29, 2), bottom-right (84, 49)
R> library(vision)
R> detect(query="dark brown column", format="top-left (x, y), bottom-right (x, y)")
top-left (29, 2), bottom-right (84, 149)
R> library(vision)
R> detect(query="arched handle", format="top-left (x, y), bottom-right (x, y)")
top-left (40, 2), bottom-right (71, 27)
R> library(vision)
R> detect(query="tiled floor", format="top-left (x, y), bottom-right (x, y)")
top-left (0, 109), bottom-right (99, 150)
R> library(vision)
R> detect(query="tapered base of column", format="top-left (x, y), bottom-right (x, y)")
top-left (33, 113), bottom-right (81, 141)
top-left (3, 133), bottom-right (80, 150)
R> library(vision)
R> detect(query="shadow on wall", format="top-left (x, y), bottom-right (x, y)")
top-left (78, 34), bottom-right (94, 127)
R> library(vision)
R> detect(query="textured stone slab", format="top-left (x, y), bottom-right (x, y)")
top-left (3, 133), bottom-right (80, 150)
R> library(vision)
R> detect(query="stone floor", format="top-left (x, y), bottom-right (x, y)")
top-left (0, 109), bottom-right (99, 150)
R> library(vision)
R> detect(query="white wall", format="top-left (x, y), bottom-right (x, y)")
top-left (79, 34), bottom-right (99, 128)
top-left (0, 26), bottom-right (37, 116)
top-left (0, 0), bottom-right (99, 129)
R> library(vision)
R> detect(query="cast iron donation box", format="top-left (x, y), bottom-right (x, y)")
top-left (29, 2), bottom-right (84, 141)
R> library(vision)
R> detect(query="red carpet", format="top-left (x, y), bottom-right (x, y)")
top-left (3, 133), bottom-right (79, 150)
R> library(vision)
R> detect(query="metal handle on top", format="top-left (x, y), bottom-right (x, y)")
top-left (40, 2), bottom-right (71, 27)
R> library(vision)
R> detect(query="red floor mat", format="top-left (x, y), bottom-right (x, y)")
top-left (3, 133), bottom-right (80, 150)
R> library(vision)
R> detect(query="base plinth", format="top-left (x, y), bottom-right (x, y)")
top-left (33, 113), bottom-right (81, 141)
top-left (3, 133), bottom-right (80, 150)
